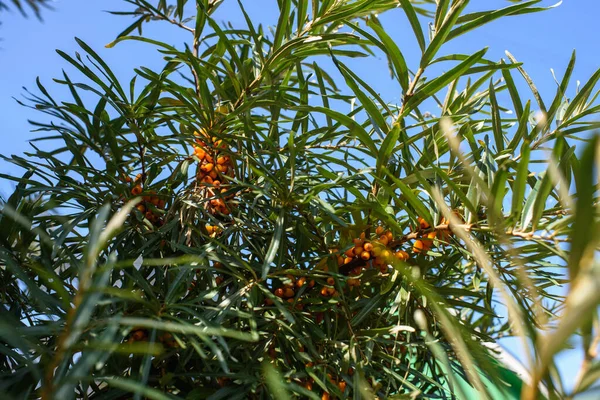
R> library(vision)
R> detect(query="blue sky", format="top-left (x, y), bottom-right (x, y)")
top-left (1, 0), bottom-right (599, 394)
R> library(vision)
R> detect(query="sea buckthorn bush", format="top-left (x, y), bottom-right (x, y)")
top-left (1, 1), bottom-right (600, 399)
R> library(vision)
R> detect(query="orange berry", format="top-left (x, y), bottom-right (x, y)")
top-left (308, 280), bottom-right (315, 288)
top-left (344, 257), bottom-right (353, 265)
top-left (322, 392), bottom-right (331, 400)
top-left (374, 256), bottom-right (384, 265)
top-left (375, 226), bottom-right (384, 235)
top-left (348, 278), bottom-right (359, 287)
top-left (217, 164), bottom-right (228, 173)
top-left (320, 287), bottom-right (330, 297)
top-left (194, 146), bottom-right (206, 160)
top-left (363, 242), bottom-right (373, 252)
top-left (265, 298), bottom-right (274, 306)
top-left (145, 211), bottom-right (154, 220)
top-left (381, 249), bottom-right (391, 260)
top-left (304, 381), bottom-right (313, 390)
top-left (360, 251), bottom-right (371, 261)
top-left (216, 156), bottom-right (228, 165)
top-left (151, 197), bottom-right (160, 206)
top-left (275, 288), bottom-right (284, 298)
top-left (353, 246), bottom-right (364, 256)
top-left (372, 246), bottom-right (382, 257)
top-left (385, 231), bottom-right (394, 241)
top-left (326, 287), bottom-right (336, 295)
top-left (296, 277), bottom-right (306, 288)
top-left (360, 232), bottom-right (366, 240)
top-left (418, 217), bottom-right (430, 230)
top-left (338, 381), bottom-right (347, 392)
top-left (379, 265), bottom-right (388, 273)
top-left (136, 204), bottom-right (146, 213)
top-left (157, 199), bottom-right (166, 209)
top-left (379, 235), bottom-right (389, 246)
top-left (427, 231), bottom-right (437, 240)
top-left (395, 250), bottom-right (409, 261)
top-left (326, 277), bottom-right (335, 286)
top-left (131, 185), bottom-right (143, 196)
top-left (337, 256), bottom-right (345, 265)
top-left (209, 170), bottom-right (218, 179)
top-left (201, 175), bottom-right (214, 184)
top-left (131, 329), bottom-right (146, 341)
top-left (284, 288), bottom-right (295, 298)
top-left (413, 240), bottom-right (428, 253)
top-left (200, 162), bottom-right (214, 172)
top-left (345, 248), bottom-right (355, 258)
top-left (353, 238), bottom-right (364, 246)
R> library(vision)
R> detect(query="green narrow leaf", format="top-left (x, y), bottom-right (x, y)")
top-left (376, 124), bottom-right (400, 177)
top-left (490, 167), bottom-right (508, 220)
top-left (519, 172), bottom-right (544, 231)
top-left (367, 19), bottom-right (409, 91)
top-left (262, 209), bottom-right (286, 279)
top-left (403, 48), bottom-right (488, 116)
top-left (446, 1), bottom-right (542, 42)
top-left (384, 169), bottom-right (433, 225)
top-left (567, 135), bottom-right (599, 280)
top-left (273, 0), bottom-right (291, 50)
top-left (547, 50), bottom-right (576, 124)
top-left (421, 0), bottom-right (470, 67)
top-left (511, 143), bottom-right (531, 223)
top-left (399, 0), bottom-right (426, 52)
top-left (488, 80), bottom-right (504, 152)
top-left (530, 139), bottom-right (565, 231)
top-left (332, 55), bottom-right (389, 134)
top-left (263, 362), bottom-right (292, 400)
top-left (501, 62), bottom-right (524, 120)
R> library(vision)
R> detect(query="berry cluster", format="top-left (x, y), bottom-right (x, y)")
top-left (126, 328), bottom-right (178, 349)
top-left (412, 215), bottom-right (455, 253)
top-left (192, 128), bottom-right (236, 215)
top-left (126, 173), bottom-right (167, 226)
top-left (335, 226), bottom-right (410, 286)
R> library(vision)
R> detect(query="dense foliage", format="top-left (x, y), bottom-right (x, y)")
top-left (1, 1), bottom-right (600, 399)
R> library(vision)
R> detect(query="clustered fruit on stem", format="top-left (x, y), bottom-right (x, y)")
top-left (192, 127), bottom-right (236, 216)
top-left (126, 173), bottom-right (167, 226)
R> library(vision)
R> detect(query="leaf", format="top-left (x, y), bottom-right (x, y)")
top-left (567, 135), bottom-right (599, 280)
top-left (488, 80), bottom-right (504, 152)
top-left (399, 0), bottom-right (426, 53)
top-left (263, 362), bottom-right (292, 400)
top-left (421, 0), bottom-right (470, 67)
top-left (262, 209), bottom-right (286, 279)
top-left (384, 168), bottom-right (433, 225)
top-left (511, 143), bottom-right (531, 223)
top-left (447, 1), bottom-right (543, 42)
top-left (104, 377), bottom-right (180, 400)
top-left (331, 55), bottom-right (389, 134)
top-left (376, 124), bottom-right (400, 177)
top-left (519, 172), bottom-right (544, 231)
top-left (367, 19), bottom-right (409, 91)
top-left (273, 0), bottom-right (291, 51)
top-left (403, 48), bottom-right (488, 116)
